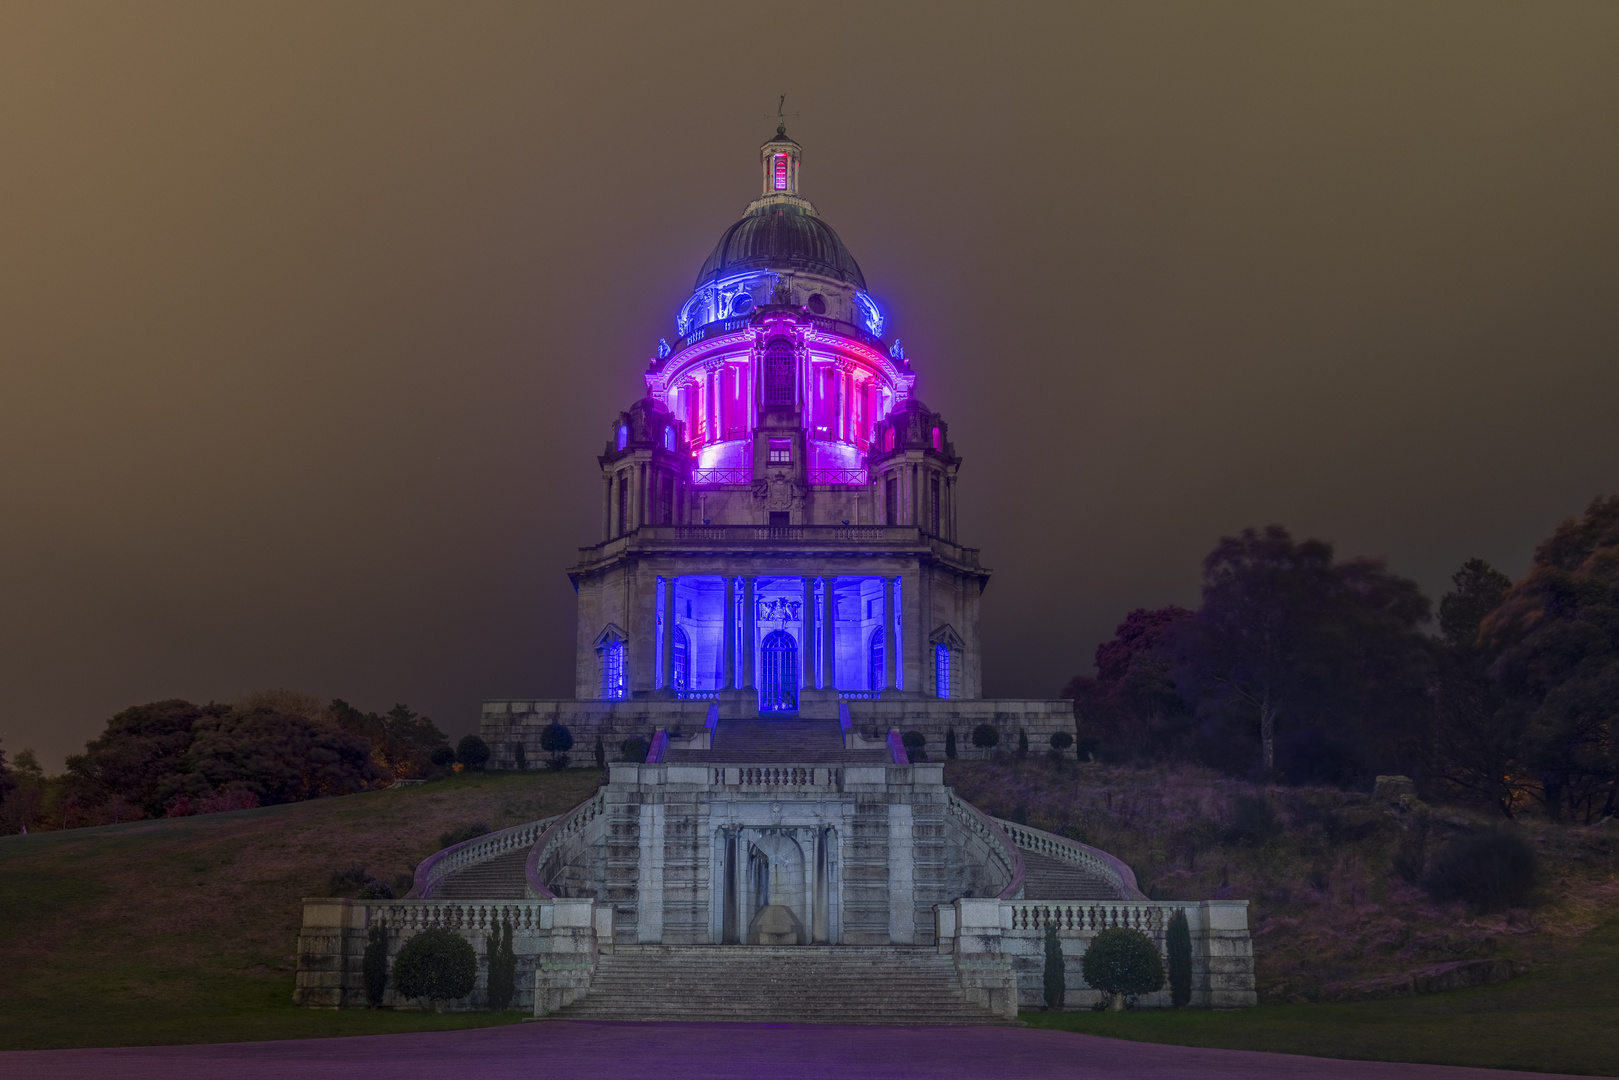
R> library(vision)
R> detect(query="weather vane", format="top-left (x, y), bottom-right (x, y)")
top-left (764, 93), bottom-right (799, 132)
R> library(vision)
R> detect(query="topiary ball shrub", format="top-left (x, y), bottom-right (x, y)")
top-left (971, 724), bottom-right (999, 750)
top-left (1423, 825), bottom-right (1537, 912)
top-left (1080, 927), bottom-right (1165, 1010)
top-left (429, 745), bottom-right (456, 768)
top-left (393, 927), bottom-right (477, 1007)
top-left (455, 734), bottom-right (491, 772)
top-left (901, 730), bottom-right (927, 762)
top-left (540, 722), bottom-right (573, 770)
top-left (621, 736), bottom-right (648, 763)
top-left (1048, 731), bottom-right (1074, 762)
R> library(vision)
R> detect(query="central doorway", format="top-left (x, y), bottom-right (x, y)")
top-left (759, 629), bottom-right (798, 712)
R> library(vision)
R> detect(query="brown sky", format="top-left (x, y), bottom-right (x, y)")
top-left (3, 2), bottom-right (1617, 770)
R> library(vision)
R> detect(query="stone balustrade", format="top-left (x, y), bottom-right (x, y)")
top-left (528, 789), bottom-right (609, 899)
top-left (933, 896), bottom-right (1257, 1011)
top-left (944, 791), bottom-right (1025, 899)
top-left (293, 895), bottom-right (605, 1011)
top-left (409, 816), bottom-right (559, 900)
top-left (993, 817), bottom-right (1145, 901)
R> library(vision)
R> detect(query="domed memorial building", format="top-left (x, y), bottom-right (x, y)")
top-left (294, 130), bottom-right (1256, 1021)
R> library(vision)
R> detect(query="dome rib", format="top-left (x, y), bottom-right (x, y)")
top-left (696, 208), bottom-right (866, 291)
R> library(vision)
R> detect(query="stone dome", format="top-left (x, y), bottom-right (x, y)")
top-left (695, 203), bottom-right (866, 291)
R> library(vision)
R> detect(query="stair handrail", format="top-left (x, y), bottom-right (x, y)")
top-left (945, 790), bottom-right (1026, 900)
top-left (990, 817), bottom-right (1145, 900)
top-left (408, 813), bottom-right (562, 899)
top-left (525, 788), bottom-right (608, 898)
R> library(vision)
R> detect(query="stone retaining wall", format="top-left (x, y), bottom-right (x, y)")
top-left (479, 697), bottom-right (1078, 767)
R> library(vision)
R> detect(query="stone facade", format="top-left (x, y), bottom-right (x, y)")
top-left (294, 129), bottom-right (1260, 1020)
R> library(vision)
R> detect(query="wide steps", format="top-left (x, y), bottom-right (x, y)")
top-left (555, 945), bottom-right (1007, 1025)
top-left (667, 718), bottom-right (894, 763)
top-left (710, 719), bottom-right (845, 751)
top-left (1019, 850), bottom-right (1121, 901)
top-left (431, 849), bottom-right (530, 900)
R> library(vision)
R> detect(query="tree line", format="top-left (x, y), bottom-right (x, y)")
top-left (1064, 496), bottom-right (1619, 823)
top-left (0, 690), bottom-right (495, 833)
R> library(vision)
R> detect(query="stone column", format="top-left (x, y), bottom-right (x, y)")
top-left (722, 828), bottom-right (740, 944)
top-left (821, 575), bottom-right (838, 691)
top-left (723, 576), bottom-right (737, 690)
top-left (742, 576), bottom-right (757, 689)
top-left (801, 575), bottom-right (817, 691)
top-left (661, 574), bottom-right (676, 692)
top-left (882, 576), bottom-right (897, 691)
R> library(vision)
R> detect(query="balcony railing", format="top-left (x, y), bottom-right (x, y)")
top-left (691, 468), bottom-right (751, 486)
top-left (656, 524), bottom-right (915, 543)
top-left (807, 468), bottom-right (868, 486)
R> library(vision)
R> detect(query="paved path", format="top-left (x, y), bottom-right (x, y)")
top-left (1, 1021), bottom-right (1599, 1080)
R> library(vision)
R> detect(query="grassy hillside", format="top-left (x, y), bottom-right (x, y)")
top-left (3, 759), bottom-right (1616, 1072)
top-left (945, 758), bottom-right (1619, 1075)
top-left (0, 769), bottom-right (600, 1051)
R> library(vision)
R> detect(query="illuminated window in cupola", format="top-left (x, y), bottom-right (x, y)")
top-left (773, 153), bottom-right (789, 191)
top-left (764, 340), bottom-right (795, 406)
top-left (664, 426), bottom-right (676, 451)
top-left (617, 425), bottom-right (629, 451)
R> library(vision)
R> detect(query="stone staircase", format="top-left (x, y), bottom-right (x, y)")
top-left (554, 945), bottom-right (1009, 1024)
top-left (430, 849), bottom-right (530, 900)
top-left (1019, 849), bottom-right (1121, 900)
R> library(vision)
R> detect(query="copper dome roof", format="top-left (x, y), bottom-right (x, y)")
top-left (695, 203), bottom-right (866, 291)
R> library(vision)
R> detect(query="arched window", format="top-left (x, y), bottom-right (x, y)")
top-left (664, 426), bottom-right (676, 451)
top-left (672, 626), bottom-right (690, 693)
top-left (931, 426), bottom-right (941, 451)
top-left (868, 627), bottom-right (884, 692)
top-left (599, 636), bottom-right (626, 700)
top-left (764, 340), bottom-right (795, 407)
top-left (760, 629), bottom-right (799, 711)
top-left (934, 643), bottom-right (951, 699)
top-left (617, 425), bottom-right (629, 452)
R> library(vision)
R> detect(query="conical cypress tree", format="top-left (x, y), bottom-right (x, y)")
top-left (362, 924), bottom-right (389, 1007)
top-left (1167, 908), bottom-right (1193, 1008)
top-left (486, 918), bottom-right (516, 1009)
top-left (1042, 922), bottom-right (1066, 1010)
top-left (945, 727), bottom-right (957, 759)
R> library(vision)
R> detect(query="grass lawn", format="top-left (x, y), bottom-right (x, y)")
top-left (1023, 914), bottom-right (1619, 1076)
top-left (0, 770), bottom-right (600, 1051)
